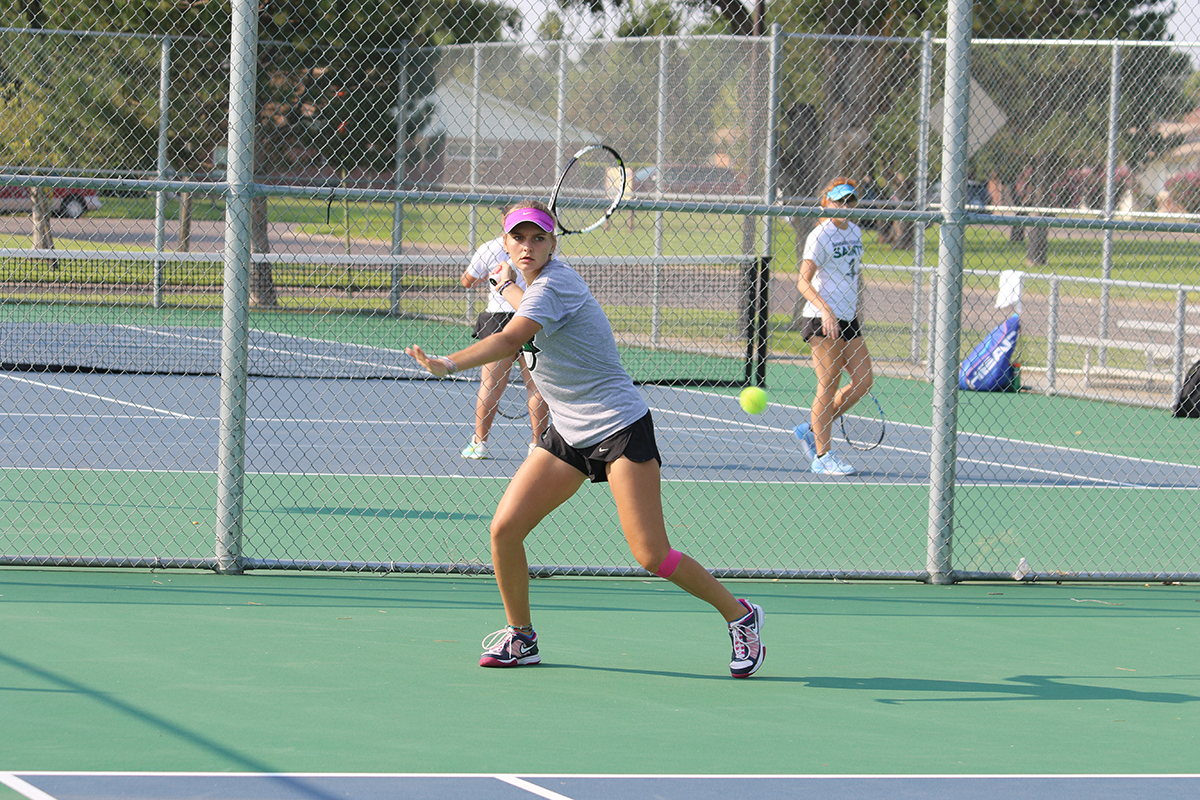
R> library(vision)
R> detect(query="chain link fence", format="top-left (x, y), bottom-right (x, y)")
top-left (2, 0), bottom-right (1199, 581)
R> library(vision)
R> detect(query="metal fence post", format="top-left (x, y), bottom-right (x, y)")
top-left (762, 24), bottom-right (780, 260)
top-left (390, 43), bottom-right (409, 316)
top-left (1046, 277), bottom-right (1060, 394)
top-left (556, 43), bottom-right (567, 170)
top-left (1173, 287), bottom-right (1188, 399)
top-left (927, 0), bottom-right (973, 585)
top-left (1099, 42), bottom-right (1121, 366)
top-left (214, 0), bottom-right (260, 574)
top-left (915, 30), bottom-right (934, 367)
top-left (468, 43), bottom-right (482, 321)
top-left (652, 37), bottom-right (668, 345)
top-left (153, 35), bottom-right (171, 309)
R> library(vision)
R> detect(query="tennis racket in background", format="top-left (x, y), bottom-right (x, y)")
top-left (549, 144), bottom-right (627, 235)
top-left (840, 391), bottom-right (886, 451)
top-left (496, 358), bottom-right (530, 420)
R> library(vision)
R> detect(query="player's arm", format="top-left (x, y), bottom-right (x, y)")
top-left (407, 316), bottom-right (541, 377)
top-left (486, 260), bottom-right (525, 306)
top-left (461, 259), bottom-right (499, 288)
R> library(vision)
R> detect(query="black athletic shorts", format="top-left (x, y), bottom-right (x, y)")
top-left (800, 316), bottom-right (863, 342)
top-left (540, 410), bottom-right (662, 484)
top-left (472, 311), bottom-right (514, 339)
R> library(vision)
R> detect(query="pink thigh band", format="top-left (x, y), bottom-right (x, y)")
top-left (654, 548), bottom-right (683, 578)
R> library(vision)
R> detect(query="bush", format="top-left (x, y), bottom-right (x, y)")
top-left (1165, 171), bottom-right (1200, 213)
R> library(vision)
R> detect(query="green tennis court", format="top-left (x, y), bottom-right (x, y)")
top-left (5, 252), bottom-right (1199, 799)
top-left (1, 568), bottom-right (1197, 797)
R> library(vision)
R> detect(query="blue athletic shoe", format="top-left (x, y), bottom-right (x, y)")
top-left (729, 599), bottom-right (765, 678)
top-left (811, 450), bottom-right (856, 476)
top-left (793, 423), bottom-right (816, 460)
top-left (479, 626), bottom-right (540, 667)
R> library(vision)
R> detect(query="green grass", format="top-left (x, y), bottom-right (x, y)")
top-left (10, 198), bottom-right (1200, 288)
top-left (5, 204), bottom-right (1196, 372)
top-left (0, 255), bottom-right (458, 294)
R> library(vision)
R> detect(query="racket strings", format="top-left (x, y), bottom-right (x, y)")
top-left (551, 145), bottom-right (625, 234)
top-left (840, 394), bottom-right (886, 451)
top-left (497, 362), bottom-right (529, 420)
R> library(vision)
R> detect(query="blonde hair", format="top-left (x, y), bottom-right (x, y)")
top-left (817, 177), bottom-right (858, 226)
top-left (819, 177), bottom-right (857, 208)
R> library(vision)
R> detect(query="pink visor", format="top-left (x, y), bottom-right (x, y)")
top-left (504, 208), bottom-right (556, 233)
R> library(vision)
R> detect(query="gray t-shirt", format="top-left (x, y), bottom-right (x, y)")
top-left (515, 258), bottom-right (648, 448)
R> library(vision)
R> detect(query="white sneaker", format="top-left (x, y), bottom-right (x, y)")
top-left (461, 440), bottom-right (489, 459)
top-left (527, 442), bottom-right (539, 456)
top-left (811, 450), bottom-right (855, 476)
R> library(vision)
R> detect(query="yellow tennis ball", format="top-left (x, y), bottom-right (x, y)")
top-left (739, 386), bottom-right (768, 414)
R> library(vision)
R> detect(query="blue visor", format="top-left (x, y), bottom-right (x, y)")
top-left (826, 184), bottom-right (857, 201)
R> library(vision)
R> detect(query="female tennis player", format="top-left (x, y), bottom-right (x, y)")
top-left (407, 200), bottom-right (765, 678)
top-left (458, 207), bottom-right (549, 460)
top-left (793, 178), bottom-right (875, 476)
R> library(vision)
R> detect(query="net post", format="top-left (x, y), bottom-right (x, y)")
top-left (755, 256), bottom-right (771, 387)
top-left (742, 259), bottom-right (757, 385)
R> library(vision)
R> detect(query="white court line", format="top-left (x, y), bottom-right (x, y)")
top-left (654, 385), bottom-right (1200, 471)
top-left (495, 775), bottom-right (577, 800)
top-left (9, 463), bottom-right (1199, 490)
top-left (0, 774), bottom-right (59, 800)
top-left (649, 403), bottom-right (1187, 487)
top-left (117, 324), bottom-right (421, 375)
top-left (1, 374), bottom-right (195, 419)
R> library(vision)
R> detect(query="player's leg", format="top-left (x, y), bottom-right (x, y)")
top-left (606, 457), bottom-right (744, 621)
top-left (490, 448), bottom-right (586, 627)
top-left (809, 336), bottom-right (849, 456)
top-left (517, 353), bottom-right (549, 446)
top-left (830, 335), bottom-right (874, 420)
top-left (607, 456), bottom-right (765, 677)
top-left (469, 354), bottom-right (515, 452)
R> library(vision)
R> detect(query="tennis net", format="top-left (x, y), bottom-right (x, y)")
top-left (1, 255), bottom-right (766, 384)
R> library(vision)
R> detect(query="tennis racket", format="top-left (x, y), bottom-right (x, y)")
top-left (840, 392), bottom-right (886, 451)
top-left (549, 144), bottom-right (627, 235)
top-left (496, 358), bottom-right (529, 420)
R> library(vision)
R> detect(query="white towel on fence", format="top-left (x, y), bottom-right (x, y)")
top-left (996, 270), bottom-right (1023, 312)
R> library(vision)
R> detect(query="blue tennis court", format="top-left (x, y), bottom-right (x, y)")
top-left (6, 771), bottom-right (1200, 800)
top-left (5, 368), bottom-right (1197, 489)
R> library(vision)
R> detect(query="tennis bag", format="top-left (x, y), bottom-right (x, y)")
top-left (1173, 358), bottom-right (1200, 418)
top-left (959, 314), bottom-right (1021, 392)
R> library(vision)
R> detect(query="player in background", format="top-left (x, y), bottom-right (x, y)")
top-left (793, 178), bottom-right (875, 476)
top-left (458, 205), bottom-right (550, 459)
top-left (408, 201), bottom-right (765, 678)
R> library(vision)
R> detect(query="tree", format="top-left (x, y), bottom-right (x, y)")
top-left (2, 0), bottom-right (518, 303)
top-left (0, 31), bottom-right (161, 253)
top-left (971, 8), bottom-right (1190, 265)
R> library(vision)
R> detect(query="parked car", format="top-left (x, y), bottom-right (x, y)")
top-left (0, 186), bottom-right (103, 219)
top-left (632, 164), bottom-right (746, 196)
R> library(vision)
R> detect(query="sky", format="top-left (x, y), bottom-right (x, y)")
top-left (1168, 0), bottom-right (1200, 67)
